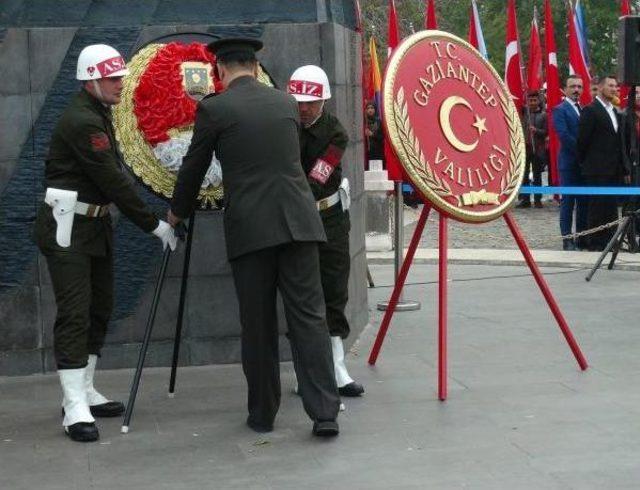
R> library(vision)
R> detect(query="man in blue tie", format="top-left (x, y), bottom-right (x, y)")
top-left (553, 75), bottom-right (587, 250)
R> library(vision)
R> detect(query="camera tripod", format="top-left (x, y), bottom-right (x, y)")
top-left (585, 204), bottom-right (639, 281)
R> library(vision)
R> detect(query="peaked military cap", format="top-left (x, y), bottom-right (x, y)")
top-left (207, 37), bottom-right (263, 61)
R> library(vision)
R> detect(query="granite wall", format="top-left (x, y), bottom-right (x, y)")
top-left (0, 0), bottom-right (368, 375)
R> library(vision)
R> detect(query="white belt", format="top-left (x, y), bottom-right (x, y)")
top-left (316, 191), bottom-right (341, 211)
top-left (75, 201), bottom-right (109, 218)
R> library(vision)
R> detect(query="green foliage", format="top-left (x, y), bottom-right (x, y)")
top-left (362, 0), bottom-right (638, 82)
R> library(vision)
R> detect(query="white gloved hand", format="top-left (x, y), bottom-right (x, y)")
top-left (152, 220), bottom-right (177, 251)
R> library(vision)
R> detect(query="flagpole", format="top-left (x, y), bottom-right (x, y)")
top-left (522, 9), bottom-right (536, 163)
top-left (377, 182), bottom-right (421, 312)
top-left (377, 0), bottom-right (420, 313)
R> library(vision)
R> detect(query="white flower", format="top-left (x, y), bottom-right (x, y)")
top-left (152, 131), bottom-right (223, 188)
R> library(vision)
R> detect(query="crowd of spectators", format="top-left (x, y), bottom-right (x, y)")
top-left (551, 75), bottom-right (633, 251)
top-left (363, 73), bottom-right (637, 251)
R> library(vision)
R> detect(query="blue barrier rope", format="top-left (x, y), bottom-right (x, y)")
top-left (520, 186), bottom-right (640, 195)
top-left (401, 183), bottom-right (640, 196)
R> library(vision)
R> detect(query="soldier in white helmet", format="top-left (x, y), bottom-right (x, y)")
top-left (34, 44), bottom-right (176, 442)
top-left (287, 65), bottom-right (365, 400)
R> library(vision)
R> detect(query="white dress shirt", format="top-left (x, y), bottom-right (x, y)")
top-left (596, 96), bottom-right (618, 132)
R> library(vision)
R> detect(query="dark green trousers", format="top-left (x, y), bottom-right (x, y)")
top-left (318, 210), bottom-right (351, 339)
top-left (230, 241), bottom-right (340, 426)
top-left (45, 251), bottom-right (113, 369)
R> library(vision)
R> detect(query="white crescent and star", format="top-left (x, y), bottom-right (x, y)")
top-left (439, 96), bottom-right (487, 153)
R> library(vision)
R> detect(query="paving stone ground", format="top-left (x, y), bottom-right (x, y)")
top-left (2, 263), bottom-right (639, 489)
top-left (403, 199), bottom-right (574, 251)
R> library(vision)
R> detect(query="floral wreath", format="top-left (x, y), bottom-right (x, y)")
top-left (113, 41), bottom-right (274, 208)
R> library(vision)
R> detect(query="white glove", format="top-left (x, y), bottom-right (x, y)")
top-left (152, 220), bottom-right (177, 251)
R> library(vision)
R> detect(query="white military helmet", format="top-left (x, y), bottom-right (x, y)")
top-left (76, 44), bottom-right (129, 81)
top-left (287, 65), bottom-right (331, 102)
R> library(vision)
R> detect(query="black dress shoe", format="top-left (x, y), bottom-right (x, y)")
top-left (312, 420), bottom-right (339, 437)
top-left (338, 382), bottom-right (364, 397)
top-left (90, 401), bottom-right (125, 418)
top-left (65, 422), bottom-right (99, 442)
top-left (62, 400), bottom-right (125, 418)
top-left (246, 417), bottom-right (273, 433)
top-left (515, 201), bottom-right (531, 209)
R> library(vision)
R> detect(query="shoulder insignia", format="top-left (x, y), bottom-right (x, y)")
top-left (90, 132), bottom-right (111, 151)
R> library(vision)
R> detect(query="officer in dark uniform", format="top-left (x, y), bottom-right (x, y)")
top-left (168, 38), bottom-right (340, 437)
top-left (34, 44), bottom-right (176, 442)
top-left (288, 65), bottom-right (364, 398)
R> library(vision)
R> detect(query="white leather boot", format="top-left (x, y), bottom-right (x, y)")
top-left (85, 354), bottom-right (125, 417)
top-left (58, 368), bottom-right (98, 442)
top-left (86, 355), bottom-right (110, 405)
top-left (331, 336), bottom-right (364, 397)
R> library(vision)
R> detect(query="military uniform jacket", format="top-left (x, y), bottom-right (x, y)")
top-left (34, 89), bottom-right (158, 256)
top-left (300, 111), bottom-right (349, 211)
top-left (171, 76), bottom-right (326, 260)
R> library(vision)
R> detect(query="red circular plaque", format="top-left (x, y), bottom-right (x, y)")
top-left (383, 31), bottom-right (525, 223)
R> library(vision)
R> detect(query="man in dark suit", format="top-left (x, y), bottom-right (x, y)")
top-left (577, 75), bottom-right (630, 251)
top-left (553, 75), bottom-right (588, 250)
top-left (168, 38), bottom-right (340, 437)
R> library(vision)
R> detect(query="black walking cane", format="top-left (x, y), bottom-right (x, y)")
top-left (121, 223), bottom-right (186, 434)
top-left (168, 212), bottom-right (196, 396)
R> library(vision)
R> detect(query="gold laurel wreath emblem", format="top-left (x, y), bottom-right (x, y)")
top-left (497, 92), bottom-right (524, 197)
top-left (393, 87), bottom-right (523, 208)
top-left (113, 45), bottom-right (275, 208)
top-left (113, 44), bottom-right (223, 208)
top-left (393, 87), bottom-right (460, 206)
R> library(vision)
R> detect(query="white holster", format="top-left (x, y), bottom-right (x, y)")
top-left (339, 178), bottom-right (350, 211)
top-left (45, 188), bottom-right (78, 248)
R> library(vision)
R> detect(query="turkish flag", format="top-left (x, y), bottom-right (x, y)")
top-left (619, 0), bottom-right (632, 107)
top-left (467, 0), bottom-right (488, 59)
top-left (468, 5), bottom-right (478, 49)
top-left (527, 12), bottom-right (543, 92)
top-left (384, 0), bottom-right (404, 181)
top-left (425, 0), bottom-right (438, 30)
top-left (387, 0), bottom-right (400, 56)
top-left (544, 0), bottom-right (562, 186)
top-left (568, 6), bottom-right (592, 106)
top-left (621, 0), bottom-right (632, 16)
top-left (505, 0), bottom-right (524, 111)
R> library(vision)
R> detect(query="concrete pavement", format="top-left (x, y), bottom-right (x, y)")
top-left (1, 263), bottom-right (639, 489)
top-left (368, 247), bottom-right (640, 271)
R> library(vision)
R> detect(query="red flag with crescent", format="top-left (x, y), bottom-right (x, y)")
top-left (505, 0), bottom-right (524, 111)
top-left (425, 0), bottom-right (438, 30)
top-left (384, 0), bottom-right (404, 181)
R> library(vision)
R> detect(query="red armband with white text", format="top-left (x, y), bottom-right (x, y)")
top-left (308, 143), bottom-right (344, 184)
top-left (309, 158), bottom-right (334, 184)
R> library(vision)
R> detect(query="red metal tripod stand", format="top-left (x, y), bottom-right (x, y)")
top-left (367, 205), bottom-right (588, 401)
